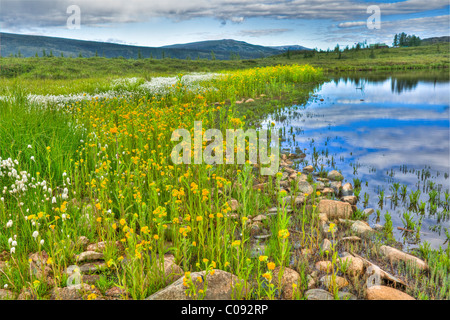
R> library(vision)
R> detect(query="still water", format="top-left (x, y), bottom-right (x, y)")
top-left (266, 71), bottom-right (450, 250)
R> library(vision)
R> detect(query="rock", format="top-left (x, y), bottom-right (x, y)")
top-left (17, 289), bottom-right (35, 300)
top-left (307, 275), bottom-right (316, 289)
top-left (339, 236), bottom-right (361, 242)
top-left (297, 181), bottom-right (314, 195)
top-left (289, 173), bottom-right (298, 180)
top-left (338, 292), bottom-right (357, 300)
top-left (321, 187), bottom-right (335, 196)
top-left (353, 253), bottom-right (408, 287)
top-left (81, 274), bottom-right (100, 285)
top-left (245, 98), bottom-right (255, 103)
top-left (77, 261), bottom-right (107, 274)
top-left (161, 255), bottom-right (184, 286)
top-left (363, 208), bottom-right (375, 216)
top-left (366, 285), bottom-right (415, 300)
top-left (51, 283), bottom-right (103, 300)
top-left (105, 286), bottom-right (128, 300)
top-left (252, 215), bottom-right (267, 222)
top-left (327, 170), bottom-right (343, 181)
top-left (283, 195), bottom-right (305, 207)
top-left (229, 199), bottom-right (240, 212)
top-left (351, 221), bottom-right (374, 235)
top-left (318, 213), bottom-right (328, 223)
top-left (250, 243), bottom-right (267, 257)
top-left (86, 241), bottom-right (122, 253)
top-left (339, 253), bottom-right (364, 276)
top-left (28, 251), bottom-right (52, 278)
top-left (315, 261), bottom-right (333, 272)
top-left (253, 183), bottom-right (267, 191)
top-left (272, 267), bottom-right (300, 300)
top-left (374, 224), bottom-right (384, 231)
top-left (77, 236), bottom-right (89, 247)
top-left (304, 289), bottom-right (334, 300)
top-left (146, 269), bottom-right (248, 300)
top-left (330, 181), bottom-right (342, 195)
top-left (303, 165), bottom-right (314, 173)
top-left (250, 222), bottom-right (263, 237)
top-left (0, 289), bottom-right (15, 300)
top-left (318, 200), bottom-right (352, 220)
top-left (322, 239), bottom-right (332, 254)
top-left (341, 183), bottom-right (353, 196)
top-left (51, 286), bottom-right (84, 300)
top-left (341, 196), bottom-right (357, 205)
top-left (315, 181), bottom-right (325, 191)
top-left (379, 246), bottom-right (428, 271)
top-left (76, 251), bottom-right (104, 263)
top-left (320, 275), bottom-right (349, 289)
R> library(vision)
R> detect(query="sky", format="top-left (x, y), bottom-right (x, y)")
top-left (0, 0), bottom-right (449, 50)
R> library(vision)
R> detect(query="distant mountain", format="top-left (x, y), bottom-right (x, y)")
top-left (162, 39), bottom-right (280, 58)
top-left (0, 33), bottom-right (294, 60)
top-left (268, 45), bottom-right (311, 51)
top-left (422, 36), bottom-right (450, 44)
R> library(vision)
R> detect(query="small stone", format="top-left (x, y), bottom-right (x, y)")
top-left (330, 181), bottom-right (342, 195)
top-left (105, 286), bottom-right (128, 299)
top-left (146, 269), bottom-right (248, 300)
top-left (327, 170), bottom-right (343, 181)
top-left (322, 239), bottom-right (332, 254)
top-left (78, 261), bottom-right (107, 274)
top-left (315, 261), bottom-right (333, 272)
top-left (351, 221), bottom-right (374, 235)
top-left (87, 241), bottom-right (122, 253)
top-left (303, 165), bottom-right (314, 173)
top-left (339, 253), bottom-right (364, 276)
top-left (318, 213), bottom-right (328, 222)
top-left (366, 285), bottom-right (415, 300)
top-left (252, 215), bottom-right (267, 222)
top-left (298, 181), bottom-right (314, 194)
top-left (81, 274), bottom-right (100, 285)
top-left (253, 183), bottom-right (267, 191)
top-left (272, 267), bottom-right (300, 300)
top-left (162, 255), bottom-right (184, 286)
top-left (322, 187), bottom-right (334, 196)
top-left (338, 292), bottom-right (357, 300)
top-left (320, 275), bottom-right (348, 289)
top-left (318, 200), bottom-right (352, 220)
top-left (0, 289), bottom-right (15, 300)
top-left (363, 208), bottom-right (375, 216)
top-left (245, 98), bottom-right (255, 103)
top-left (341, 196), bottom-right (357, 205)
top-left (76, 251), bottom-right (104, 263)
top-left (379, 245), bottom-right (428, 271)
top-left (340, 236), bottom-right (361, 242)
top-left (305, 289), bottom-right (334, 300)
top-left (229, 199), bottom-right (240, 211)
top-left (341, 183), bottom-right (353, 196)
top-left (77, 236), bottom-right (89, 246)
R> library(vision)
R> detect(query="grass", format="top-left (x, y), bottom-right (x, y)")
top-left (0, 52), bottom-right (449, 300)
top-left (0, 42), bottom-right (448, 95)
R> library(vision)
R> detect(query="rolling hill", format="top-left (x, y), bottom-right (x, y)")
top-left (0, 33), bottom-right (305, 60)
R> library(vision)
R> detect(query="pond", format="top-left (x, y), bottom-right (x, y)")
top-left (265, 70), bottom-right (450, 250)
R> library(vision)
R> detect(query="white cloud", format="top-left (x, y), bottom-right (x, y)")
top-left (1, 0), bottom-right (448, 29)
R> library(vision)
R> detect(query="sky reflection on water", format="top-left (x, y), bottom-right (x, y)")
top-left (266, 72), bottom-right (450, 249)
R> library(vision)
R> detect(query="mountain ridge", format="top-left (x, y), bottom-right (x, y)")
top-left (0, 33), bottom-right (308, 60)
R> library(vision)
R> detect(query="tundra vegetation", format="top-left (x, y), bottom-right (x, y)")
top-left (0, 43), bottom-right (449, 300)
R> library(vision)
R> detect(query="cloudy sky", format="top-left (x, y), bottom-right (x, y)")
top-left (0, 0), bottom-right (448, 49)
